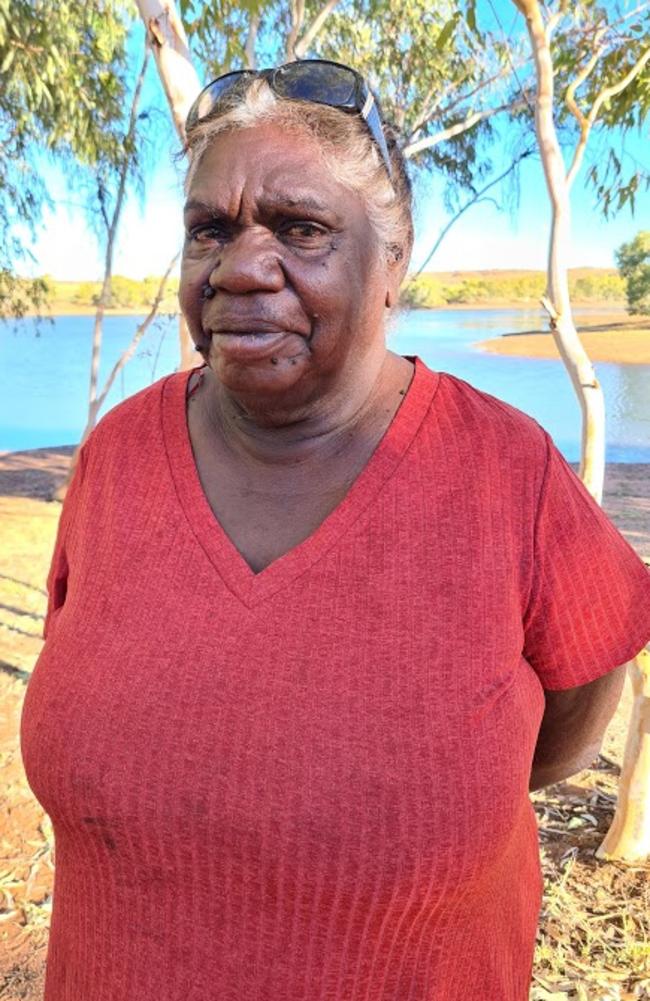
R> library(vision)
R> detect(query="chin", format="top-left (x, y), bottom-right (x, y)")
top-left (209, 352), bottom-right (313, 409)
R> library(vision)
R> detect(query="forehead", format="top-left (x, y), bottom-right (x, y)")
top-left (185, 123), bottom-right (363, 216)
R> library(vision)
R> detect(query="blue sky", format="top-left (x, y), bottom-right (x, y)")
top-left (21, 12), bottom-right (650, 282)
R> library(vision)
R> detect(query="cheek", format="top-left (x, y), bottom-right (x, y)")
top-left (291, 251), bottom-right (370, 322)
top-left (179, 257), bottom-right (207, 319)
top-left (306, 249), bottom-right (384, 333)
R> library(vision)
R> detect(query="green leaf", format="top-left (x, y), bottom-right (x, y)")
top-left (0, 46), bottom-right (14, 73)
top-left (436, 15), bottom-right (458, 52)
top-left (466, 0), bottom-right (477, 35)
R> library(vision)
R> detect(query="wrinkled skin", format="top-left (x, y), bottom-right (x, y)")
top-left (179, 124), bottom-right (409, 429)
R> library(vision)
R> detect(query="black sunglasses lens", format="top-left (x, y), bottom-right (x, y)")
top-left (188, 72), bottom-right (254, 126)
top-left (274, 62), bottom-right (357, 106)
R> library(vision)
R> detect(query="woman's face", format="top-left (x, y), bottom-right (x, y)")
top-left (179, 123), bottom-right (402, 407)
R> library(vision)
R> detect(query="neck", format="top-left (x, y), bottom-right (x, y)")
top-left (199, 350), bottom-right (412, 469)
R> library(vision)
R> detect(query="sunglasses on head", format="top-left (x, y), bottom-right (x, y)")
top-left (185, 58), bottom-right (393, 181)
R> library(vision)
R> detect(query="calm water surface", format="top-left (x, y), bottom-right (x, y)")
top-left (1, 309), bottom-right (649, 461)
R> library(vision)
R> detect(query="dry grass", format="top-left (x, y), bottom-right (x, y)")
top-left (529, 762), bottom-right (650, 1000)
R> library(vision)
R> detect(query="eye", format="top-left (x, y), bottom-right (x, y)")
top-left (278, 221), bottom-right (328, 244)
top-left (186, 223), bottom-right (229, 244)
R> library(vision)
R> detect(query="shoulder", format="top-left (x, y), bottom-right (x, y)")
top-left (83, 370), bottom-right (187, 458)
top-left (423, 365), bottom-right (550, 467)
top-left (434, 369), bottom-right (545, 440)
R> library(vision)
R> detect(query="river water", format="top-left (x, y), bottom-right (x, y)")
top-left (2, 308), bottom-right (649, 460)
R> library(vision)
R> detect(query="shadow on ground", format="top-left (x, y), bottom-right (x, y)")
top-left (0, 448), bottom-right (74, 501)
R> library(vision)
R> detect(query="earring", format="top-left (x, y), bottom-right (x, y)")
top-left (202, 285), bottom-right (215, 300)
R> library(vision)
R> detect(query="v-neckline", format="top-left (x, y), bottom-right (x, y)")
top-left (162, 356), bottom-right (440, 608)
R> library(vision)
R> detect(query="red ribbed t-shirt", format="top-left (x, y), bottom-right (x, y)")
top-left (21, 357), bottom-right (650, 1000)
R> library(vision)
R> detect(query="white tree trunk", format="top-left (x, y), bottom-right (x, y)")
top-left (512, 0), bottom-right (605, 501)
top-left (597, 649), bottom-right (650, 862)
top-left (136, 0), bottom-right (201, 371)
top-left (135, 0), bottom-right (202, 138)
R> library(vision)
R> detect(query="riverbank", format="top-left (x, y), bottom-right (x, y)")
top-left (475, 312), bottom-right (650, 365)
top-left (15, 304), bottom-right (174, 317)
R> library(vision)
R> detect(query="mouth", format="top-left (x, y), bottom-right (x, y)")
top-left (207, 327), bottom-right (306, 361)
top-left (209, 318), bottom-right (297, 335)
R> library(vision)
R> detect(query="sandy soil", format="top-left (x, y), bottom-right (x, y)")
top-left (475, 318), bottom-right (650, 365)
top-left (0, 447), bottom-right (649, 1000)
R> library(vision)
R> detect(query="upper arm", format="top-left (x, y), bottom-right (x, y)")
top-left (523, 433), bottom-right (650, 691)
top-left (539, 663), bottom-right (627, 756)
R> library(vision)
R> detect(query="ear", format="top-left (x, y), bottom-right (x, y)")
top-left (385, 243), bottom-right (408, 308)
top-left (385, 284), bottom-right (399, 308)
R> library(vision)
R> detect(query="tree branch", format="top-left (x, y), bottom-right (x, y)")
top-left (408, 149), bottom-right (533, 277)
top-left (105, 49), bottom-right (149, 270)
top-left (603, 1), bottom-right (650, 36)
top-left (244, 13), bottom-right (259, 69)
top-left (9, 39), bottom-right (46, 55)
top-left (565, 31), bottom-right (608, 120)
top-left (285, 0), bottom-right (306, 60)
top-left (486, 0), bottom-right (535, 113)
top-left (404, 97), bottom-right (526, 158)
top-left (409, 58), bottom-right (530, 137)
top-left (546, 0), bottom-right (571, 39)
top-left (89, 48), bottom-right (149, 407)
top-left (94, 252), bottom-right (180, 416)
top-left (294, 0), bottom-right (341, 59)
top-left (566, 43), bottom-right (650, 189)
top-left (564, 30), bottom-right (607, 188)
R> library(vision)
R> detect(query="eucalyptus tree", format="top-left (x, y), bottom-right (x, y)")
top-left (0, 0), bottom-right (131, 318)
top-left (616, 230), bottom-right (650, 315)
top-left (511, 0), bottom-right (650, 501)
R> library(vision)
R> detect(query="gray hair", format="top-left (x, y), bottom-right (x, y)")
top-left (183, 78), bottom-right (414, 266)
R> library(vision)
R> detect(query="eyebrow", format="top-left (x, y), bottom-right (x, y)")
top-left (183, 199), bottom-right (222, 216)
top-left (264, 193), bottom-right (331, 214)
top-left (183, 194), bottom-right (333, 217)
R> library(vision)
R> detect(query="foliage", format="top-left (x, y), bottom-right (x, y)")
top-left (27, 269), bottom-right (624, 312)
top-left (553, 4), bottom-right (650, 216)
top-left (0, 0), bottom-right (133, 318)
top-left (180, 0), bottom-right (529, 202)
top-left (400, 268), bottom-right (625, 308)
top-left (58, 275), bottom-right (180, 310)
top-left (528, 1), bottom-right (650, 215)
top-left (177, 0), bottom-right (649, 236)
top-left (615, 231), bottom-right (650, 315)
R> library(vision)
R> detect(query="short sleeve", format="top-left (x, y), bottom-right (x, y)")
top-left (523, 432), bottom-right (650, 690)
top-left (44, 446), bottom-right (88, 639)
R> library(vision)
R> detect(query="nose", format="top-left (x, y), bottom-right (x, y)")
top-left (208, 230), bottom-right (285, 295)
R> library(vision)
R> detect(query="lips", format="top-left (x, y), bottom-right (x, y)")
top-left (208, 328), bottom-right (306, 362)
top-left (208, 318), bottom-right (299, 336)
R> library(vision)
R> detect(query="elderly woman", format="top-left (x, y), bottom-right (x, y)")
top-left (21, 60), bottom-right (650, 1001)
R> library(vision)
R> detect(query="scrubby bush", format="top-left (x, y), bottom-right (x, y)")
top-left (616, 232), bottom-right (650, 315)
top-left (399, 269), bottom-right (625, 309)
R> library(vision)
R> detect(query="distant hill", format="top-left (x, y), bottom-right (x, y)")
top-left (21, 276), bottom-right (181, 315)
top-left (402, 267), bottom-right (625, 308)
top-left (13, 268), bottom-right (625, 314)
